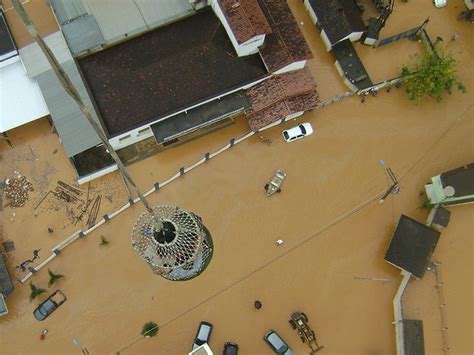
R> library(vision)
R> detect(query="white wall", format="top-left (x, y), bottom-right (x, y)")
top-left (274, 60), bottom-right (307, 75)
top-left (109, 77), bottom-right (268, 150)
top-left (320, 30), bottom-right (332, 51)
top-left (210, 0), bottom-right (265, 57)
top-left (304, 0), bottom-right (318, 25)
top-left (77, 163), bottom-right (118, 185)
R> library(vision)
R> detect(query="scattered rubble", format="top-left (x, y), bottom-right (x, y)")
top-left (4, 174), bottom-right (34, 208)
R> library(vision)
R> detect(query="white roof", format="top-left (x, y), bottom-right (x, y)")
top-left (0, 58), bottom-right (49, 133)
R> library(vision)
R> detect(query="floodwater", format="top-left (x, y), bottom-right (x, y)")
top-left (1, 0), bottom-right (473, 354)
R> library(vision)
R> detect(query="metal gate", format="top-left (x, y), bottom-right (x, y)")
top-left (375, 18), bottom-right (429, 48)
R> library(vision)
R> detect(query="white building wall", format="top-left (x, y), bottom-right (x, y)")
top-left (210, 0), bottom-right (265, 57)
top-left (109, 77), bottom-right (268, 150)
top-left (320, 30), bottom-right (332, 51)
top-left (273, 60), bottom-right (307, 75)
top-left (304, 0), bottom-right (318, 25)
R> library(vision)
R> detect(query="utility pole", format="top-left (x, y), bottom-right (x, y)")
top-left (11, 0), bottom-right (159, 222)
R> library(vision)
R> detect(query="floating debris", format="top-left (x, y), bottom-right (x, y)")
top-left (4, 175), bottom-right (34, 208)
top-left (52, 181), bottom-right (83, 204)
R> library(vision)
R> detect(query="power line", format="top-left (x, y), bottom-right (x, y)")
top-left (117, 104), bottom-right (471, 353)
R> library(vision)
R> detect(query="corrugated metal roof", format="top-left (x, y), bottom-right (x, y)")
top-left (61, 15), bottom-right (105, 55)
top-left (18, 31), bottom-right (72, 77)
top-left (83, 0), bottom-right (194, 44)
top-left (133, 0), bottom-right (194, 28)
top-left (35, 60), bottom-right (102, 157)
top-left (49, 0), bottom-right (88, 25)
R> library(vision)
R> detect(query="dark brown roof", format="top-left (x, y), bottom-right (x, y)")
top-left (218, 0), bottom-right (272, 44)
top-left (245, 68), bottom-right (320, 131)
top-left (307, 0), bottom-right (367, 46)
top-left (78, 10), bottom-right (267, 136)
top-left (258, 0), bottom-right (313, 72)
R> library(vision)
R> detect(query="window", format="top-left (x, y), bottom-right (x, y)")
top-left (118, 134), bottom-right (131, 142)
top-left (137, 127), bottom-right (150, 136)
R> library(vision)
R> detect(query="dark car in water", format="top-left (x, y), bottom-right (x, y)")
top-left (33, 290), bottom-right (67, 321)
top-left (223, 341), bottom-right (239, 354)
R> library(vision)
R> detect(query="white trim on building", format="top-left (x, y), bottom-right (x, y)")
top-left (210, 0), bottom-right (266, 57)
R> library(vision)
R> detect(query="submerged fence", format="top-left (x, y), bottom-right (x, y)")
top-left (19, 91), bottom-right (356, 284)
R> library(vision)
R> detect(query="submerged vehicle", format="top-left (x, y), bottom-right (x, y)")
top-left (192, 321), bottom-right (213, 350)
top-left (289, 312), bottom-right (323, 354)
top-left (263, 330), bottom-right (293, 355)
top-left (265, 170), bottom-right (286, 197)
top-left (33, 290), bottom-right (67, 321)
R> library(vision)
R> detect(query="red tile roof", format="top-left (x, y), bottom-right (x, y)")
top-left (218, 0), bottom-right (272, 44)
top-left (258, 0), bottom-right (313, 72)
top-left (245, 67), bottom-right (316, 113)
top-left (245, 68), bottom-right (320, 131)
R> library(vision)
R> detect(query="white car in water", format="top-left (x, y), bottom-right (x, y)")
top-left (433, 0), bottom-right (447, 8)
top-left (281, 122), bottom-right (313, 143)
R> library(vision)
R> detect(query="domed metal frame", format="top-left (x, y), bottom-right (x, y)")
top-left (131, 205), bottom-right (213, 281)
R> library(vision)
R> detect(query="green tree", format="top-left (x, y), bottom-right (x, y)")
top-left (47, 269), bottom-right (64, 288)
top-left (401, 48), bottom-right (466, 102)
top-left (141, 322), bottom-right (159, 337)
top-left (29, 282), bottom-right (47, 301)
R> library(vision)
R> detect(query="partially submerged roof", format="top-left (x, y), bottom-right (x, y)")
top-left (385, 215), bottom-right (441, 278)
top-left (218, 0), bottom-right (271, 44)
top-left (258, 0), bottom-right (313, 72)
top-left (427, 205), bottom-right (451, 230)
top-left (245, 67), bottom-right (319, 131)
top-left (0, 253), bottom-right (14, 297)
top-left (79, 9), bottom-right (267, 136)
top-left (440, 163), bottom-right (474, 199)
top-left (307, 0), bottom-right (366, 46)
top-left (332, 39), bottom-right (373, 90)
top-left (425, 163), bottom-right (474, 205)
top-left (403, 319), bottom-right (425, 355)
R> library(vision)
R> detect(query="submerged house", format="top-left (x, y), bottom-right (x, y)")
top-left (384, 214), bottom-right (442, 355)
top-left (303, 0), bottom-right (372, 91)
top-left (304, 0), bottom-right (367, 51)
top-left (9, 0), bottom-right (317, 183)
top-left (425, 163), bottom-right (474, 206)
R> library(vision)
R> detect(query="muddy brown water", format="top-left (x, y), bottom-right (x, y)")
top-left (1, 1), bottom-right (473, 354)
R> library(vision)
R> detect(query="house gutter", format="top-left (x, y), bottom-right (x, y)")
top-left (393, 270), bottom-right (412, 355)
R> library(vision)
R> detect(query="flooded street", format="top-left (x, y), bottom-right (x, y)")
top-left (1, 0), bottom-right (473, 354)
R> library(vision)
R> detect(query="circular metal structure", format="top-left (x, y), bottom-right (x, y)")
top-left (131, 205), bottom-right (213, 281)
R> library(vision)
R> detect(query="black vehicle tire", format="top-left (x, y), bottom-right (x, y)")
top-left (289, 320), bottom-right (296, 329)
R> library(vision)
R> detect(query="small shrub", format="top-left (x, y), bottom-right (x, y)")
top-left (29, 282), bottom-right (47, 301)
top-left (48, 269), bottom-right (64, 288)
top-left (418, 196), bottom-right (434, 211)
top-left (141, 322), bottom-right (159, 337)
